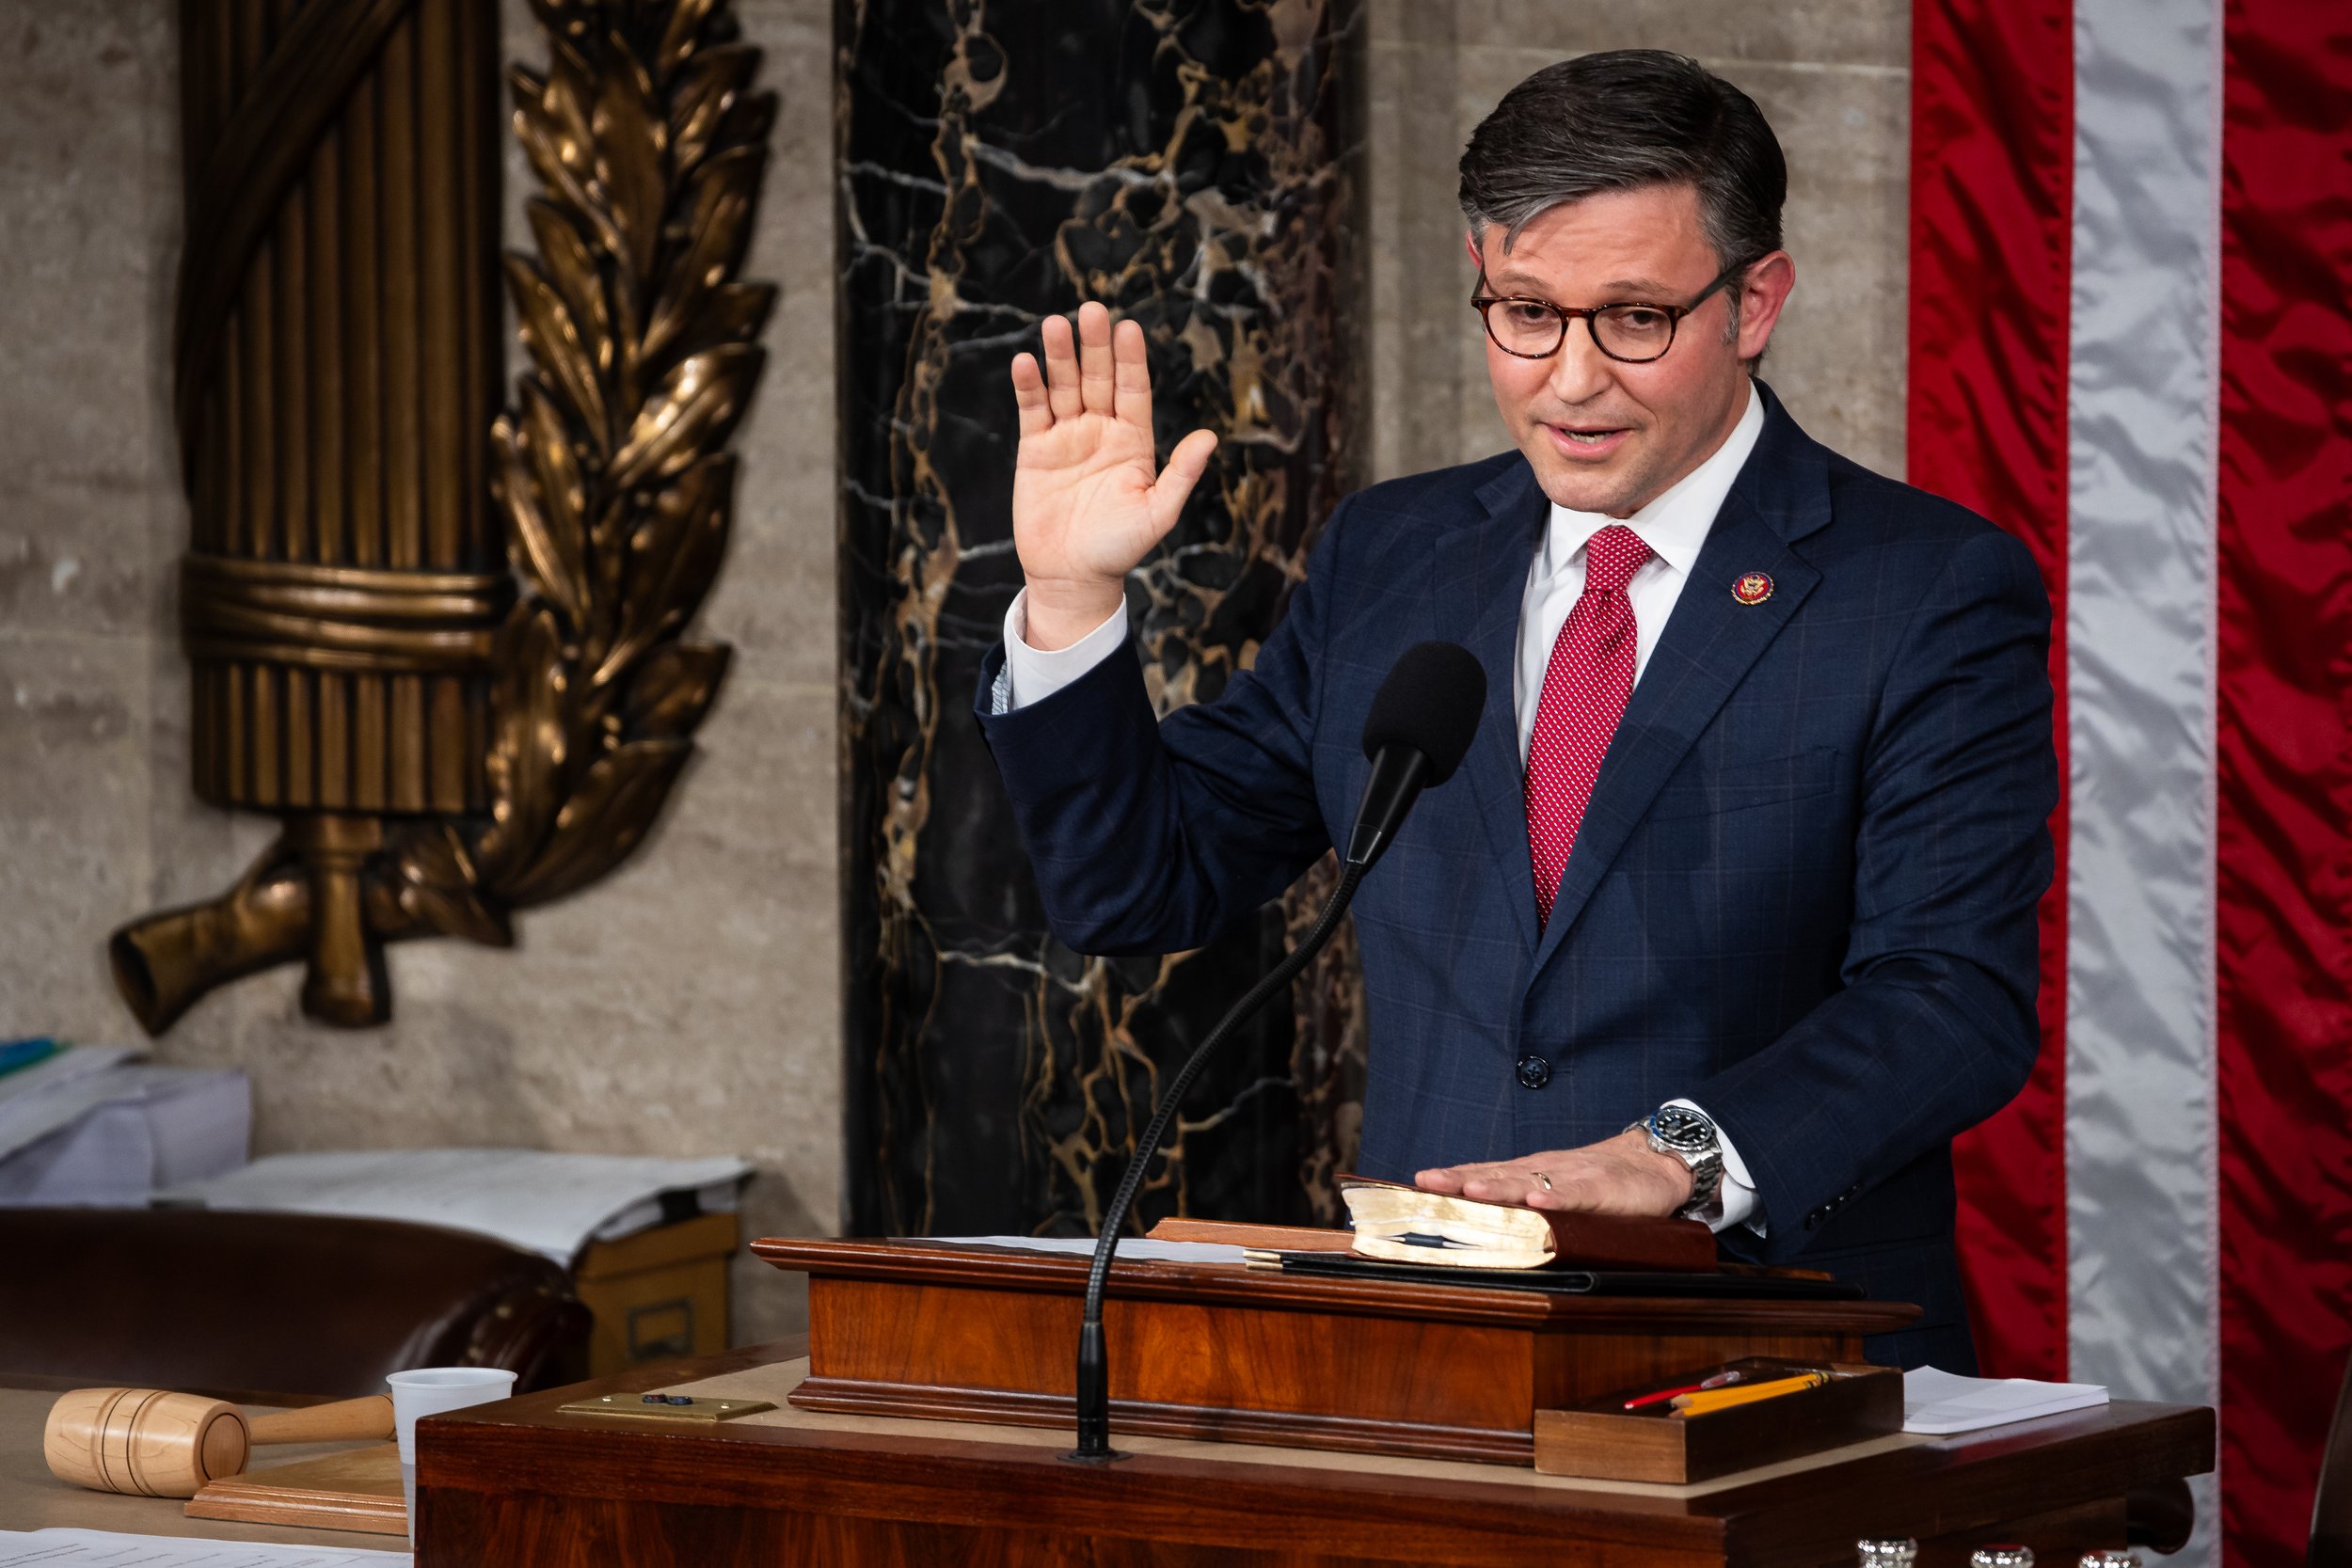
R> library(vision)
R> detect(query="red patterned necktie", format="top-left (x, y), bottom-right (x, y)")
top-left (1525, 524), bottom-right (1653, 927)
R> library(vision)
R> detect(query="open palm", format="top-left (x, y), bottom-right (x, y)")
top-left (1009, 302), bottom-right (1217, 650)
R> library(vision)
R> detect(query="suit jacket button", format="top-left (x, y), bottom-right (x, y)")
top-left (1804, 1207), bottom-right (1828, 1229)
top-left (1515, 1053), bottom-right (1552, 1090)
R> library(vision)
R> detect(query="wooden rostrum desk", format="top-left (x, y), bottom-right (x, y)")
top-left (414, 1240), bottom-right (2214, 1566)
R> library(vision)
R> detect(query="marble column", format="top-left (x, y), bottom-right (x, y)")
top-left (839, 0), bottom-right (1367, 1235)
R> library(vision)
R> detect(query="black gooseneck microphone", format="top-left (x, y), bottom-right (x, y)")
top-left (1064, 640), bottom-right (1487, 1463)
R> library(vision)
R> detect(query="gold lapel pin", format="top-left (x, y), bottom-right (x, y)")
top-left (1732, 571), bottom-right (1774, 606)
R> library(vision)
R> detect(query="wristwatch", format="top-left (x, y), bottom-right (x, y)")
top-left (1627, 1103), bottom-right (1725, 1222)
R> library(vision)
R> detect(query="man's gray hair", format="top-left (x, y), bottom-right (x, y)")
top-left (1459, 50), bottom-right (1787, 284)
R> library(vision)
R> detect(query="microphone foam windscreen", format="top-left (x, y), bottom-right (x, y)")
top-left (1359, 641), bottom-right (1487, 784)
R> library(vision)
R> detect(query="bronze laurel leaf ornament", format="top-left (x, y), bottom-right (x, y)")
top-left (111, 0), bottom-right (772, 1033)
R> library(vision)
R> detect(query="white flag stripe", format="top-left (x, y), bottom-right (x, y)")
top-left (2064, 0), bottom-right (2225, 1561)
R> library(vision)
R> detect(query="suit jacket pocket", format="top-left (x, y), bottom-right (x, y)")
top-left (1642, 746), bottom-right (1840, 822)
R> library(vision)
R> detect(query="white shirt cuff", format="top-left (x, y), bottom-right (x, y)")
top-left (1664, 1098), bottom-right (1765, 1237)
top-left (993, 589), bottom-right (1130, 713)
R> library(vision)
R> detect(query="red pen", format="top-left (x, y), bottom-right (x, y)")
top-left (1621, 1369), bottom-right (1744, 1410)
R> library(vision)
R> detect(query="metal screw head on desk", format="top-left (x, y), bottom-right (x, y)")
top-left (1856, 1540), bottom-right (1917, 1565)
top-left (1970, 1549), bottom-right (2034, 1567)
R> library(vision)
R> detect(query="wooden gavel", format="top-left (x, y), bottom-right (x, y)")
top-left (44, 1386), bottom-right (394, 1498)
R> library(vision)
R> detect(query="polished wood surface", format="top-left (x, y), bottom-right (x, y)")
top-left (0, 1379), bottom-right (405, 1548)
top-left (758, 1239), bottom-right (1913, 1465)
top-left (417, 1340), bottom-right (2213, 1567)
top-left (1144, 1218), bottom-right (1357, 1251)
top-left (755, 1239), bottom-right (1914, 1330)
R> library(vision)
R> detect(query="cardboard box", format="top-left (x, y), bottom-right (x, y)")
top-left (574, 1212), bottom-right (739, 1375)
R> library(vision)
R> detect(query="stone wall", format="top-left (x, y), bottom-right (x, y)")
top-left (0, 0), bottom-right (840, 1345)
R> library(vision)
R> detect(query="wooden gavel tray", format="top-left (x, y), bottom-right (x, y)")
top-left (184, 1442), bottom-right (405, 1537)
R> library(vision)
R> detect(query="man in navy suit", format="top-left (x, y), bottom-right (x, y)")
top-left (974, 52), bottom-right (2055, 1372)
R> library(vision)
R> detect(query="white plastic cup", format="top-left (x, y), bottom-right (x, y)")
top-left (387, 1366), bottom-right (517, 1528)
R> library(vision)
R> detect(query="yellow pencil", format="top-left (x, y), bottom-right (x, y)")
top-left (1668, 1371), bottom-right (1829, 1417)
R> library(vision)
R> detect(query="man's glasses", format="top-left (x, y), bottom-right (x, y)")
top-left (1470, 259), bottom-right (1750, 364)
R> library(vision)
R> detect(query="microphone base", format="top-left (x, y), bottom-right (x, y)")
top-left (1059, 1446), bottom-right (1132, 1465)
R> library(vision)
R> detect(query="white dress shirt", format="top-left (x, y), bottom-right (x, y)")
top-left (995, 385), bottom-right (1769, 1232)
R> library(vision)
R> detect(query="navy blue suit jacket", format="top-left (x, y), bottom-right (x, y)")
top-left (975, 387), bottom-right (2057, 1370)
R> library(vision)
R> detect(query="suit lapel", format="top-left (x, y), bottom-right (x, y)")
top-left (1432, 460), bottom-right (1549, 956)
top-left (1531, 389), bottom-right (1836, 964)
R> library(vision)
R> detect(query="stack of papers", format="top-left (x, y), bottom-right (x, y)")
top-left (0, 1046), bottom-right (250, 1206)
top-left (161, 1148), bottom-right (754, 1264)
top-left (922, 1235), bottom-right (1250, 1266)
top-left (1902, 1366), bottom-right (2109, 1433)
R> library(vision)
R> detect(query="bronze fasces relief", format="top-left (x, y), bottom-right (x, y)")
top-left (114, 0), bottom-right (774, 1033)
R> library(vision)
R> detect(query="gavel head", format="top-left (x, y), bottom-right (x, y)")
top-left (43, 1386), bottom-right (252, 1498)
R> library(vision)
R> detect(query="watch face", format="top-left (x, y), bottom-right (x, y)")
top-left (1652, 1106), bottom-right (1717, 1152)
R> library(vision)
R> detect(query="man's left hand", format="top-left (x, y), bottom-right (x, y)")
top-left (1413, 1128), bottom-right (1693, 1216)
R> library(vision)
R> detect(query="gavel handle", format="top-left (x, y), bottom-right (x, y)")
top-left (246, 1393), bottom-right (395, 1445)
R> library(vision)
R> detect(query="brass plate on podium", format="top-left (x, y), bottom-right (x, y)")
top-left (554, 1392), bottom-right (777, 1423)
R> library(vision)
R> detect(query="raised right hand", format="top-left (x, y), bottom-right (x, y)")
top-left (1009, 301), bottom-right (1218, 651)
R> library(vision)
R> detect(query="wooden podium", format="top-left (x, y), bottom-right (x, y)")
top-left (761, 1239), bottom-right (1915, 1465)
top-left (413, 1238), bottom-right (2214, 1565)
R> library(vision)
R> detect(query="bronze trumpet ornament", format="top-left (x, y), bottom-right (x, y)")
top-left (112, 0), bottom-right (773, 1032)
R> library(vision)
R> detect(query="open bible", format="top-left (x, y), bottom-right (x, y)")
top-left (1150, 1175), bottom-right (1717, 1273)
top-left (1335, 1176), bottom-right (1718, 1272)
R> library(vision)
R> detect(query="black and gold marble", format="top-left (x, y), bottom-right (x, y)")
top-left (839, 0), bottom-right (1366, 1236)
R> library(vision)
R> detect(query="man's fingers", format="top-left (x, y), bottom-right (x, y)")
top-left (1010, 353), bottom-right (1051, 438)
top-left (1041, 312), bottom-right (1082, 420)
top-left (1147, 429), bottom-right (1219, 538)
top-left (1416, 1159), bottom-right (1520, 1192)
top-left (1076, 302), bottom-right (1116, 416)
top-left (1457, 1166), bottom-right (1547, 1202)
top-left (1111, 317), bottom-right (1153, 429)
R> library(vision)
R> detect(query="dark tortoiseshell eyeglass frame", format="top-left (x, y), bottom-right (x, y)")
top-left (1470, 258), bottom-right (1751, 364)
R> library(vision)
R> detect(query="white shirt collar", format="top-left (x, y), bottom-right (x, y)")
top-left (1537, 383), bottom-right (1767, 581)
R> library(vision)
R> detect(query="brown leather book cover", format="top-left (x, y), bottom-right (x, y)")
top-left (1534, 1207), bottom-right (1718, 1272)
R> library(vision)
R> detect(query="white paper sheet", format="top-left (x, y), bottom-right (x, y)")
top-left (919, 1235), bottom-right (1250, 1266)
top-left (0, 1049), bottom-right (142, 1159)
top-left (1902, 1365), bottom-right (2110, 1433)
top-left (0, 1053), bottom-right (249, 1206)
top-left (159, 1148), bottom-right (752, 1264)
top-left (0, 1528), bottom-right (407, 1565)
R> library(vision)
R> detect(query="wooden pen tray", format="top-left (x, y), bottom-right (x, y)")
top-left (1534, 1358), bottom-right (1902, 1483)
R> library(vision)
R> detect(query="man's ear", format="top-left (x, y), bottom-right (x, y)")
top-left (1465, 230), bottom-right (1483, 268)
top-left (1736, 251), bottom-right (1797, 361)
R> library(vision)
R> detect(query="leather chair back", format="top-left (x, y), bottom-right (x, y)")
top-left (0, 1207), bottom-right (590, 1399)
